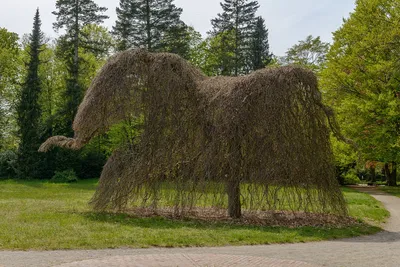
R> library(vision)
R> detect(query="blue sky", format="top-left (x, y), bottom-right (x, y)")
top-left (0, 0), bottom-right (356, 56)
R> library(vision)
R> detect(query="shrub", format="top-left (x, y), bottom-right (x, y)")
top-left (78, 150), bottom-right (106, 179)
top-left (0, 150), bottom-right (17, 178)
top-left (343, 169), bottom-right (361, 185)
top-left (51, 169), bottom-right (78, 183)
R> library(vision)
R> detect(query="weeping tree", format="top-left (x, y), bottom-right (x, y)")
top-left (40, 49), bottom-right (347, 222)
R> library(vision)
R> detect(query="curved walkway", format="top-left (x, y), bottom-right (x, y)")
top-left (1, 187), bottom-right (400, 267)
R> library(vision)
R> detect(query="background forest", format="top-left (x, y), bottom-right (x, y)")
top-left (0, 0), bottom-right (399, 186)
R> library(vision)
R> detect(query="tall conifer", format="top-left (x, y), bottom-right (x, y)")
top-left (249, 17), bottom-right (272, 71)
top-left (53, 0), bottom-right (108, 136)
top-left (113, 0), bottom-right (186, 54)
top-left (210, 0), bottom-right (259, 76)
top-left (17, 9), bottom-right (44, 178)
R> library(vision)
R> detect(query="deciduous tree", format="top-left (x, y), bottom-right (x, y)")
top-left (282, 35), bottom-right (330, 73)
top-left (321, 0), bottom-right (400, 186)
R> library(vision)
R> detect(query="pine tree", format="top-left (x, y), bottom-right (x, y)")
top-left (113, 0), bottom-right (186, 54)
top-left (210, 0), bottom-right (259, 76)
top-left (53, 0), bottom-right (108, 136)
top-left (249, 17), bottom-right (272, 71)
top-left (17, 9), bottom-right (44, 178)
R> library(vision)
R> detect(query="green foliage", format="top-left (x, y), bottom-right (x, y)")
top-left (210, 0), bottom-right (261, 75)
top-left (321, 0), bottom-right (400, 181)
top-left (16, 9), bottom-right (45, 179)
top-left (163, 26), bottom-right (202, 60)
top-left (0, 28), bottom-right (20, 96)
top-left (113, 0), bottom-right (186, 54)
top-left (38, 43), bottom-right (66, 122)
top-left (343, 169), bottom-right (361, 185)
top-left (0, 150), bottom-right (17, 178)
top-left (53, 0), bottom-right (109, 137)
top-left (77, 138), bottom-right (107, 179)
top-left (0, 28), bottom-right (22, 151)
top-left (51, 169), bottom-right (78, 183)
top-left (80, 24), bottom-right (115, 59)
top-left (249, 16), bottom-right (273, 70)
top-left (282, 35), bottom-right (330, 73)
top-left (190, 30), bottom-right (236, 76)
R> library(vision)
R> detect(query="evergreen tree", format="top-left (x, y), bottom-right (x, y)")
top-left (161, 25), bottom-right (194, 60)
top-left (249, 17), bottom-right (272, 71)
top-left (53, 0), bottom-right (108, 136)
top-left (16, 9), bottom-right (44, 178)
top-left (210, 0), bottom-right (259, 76)
top-left (113, 0), bottom-right (186, 54)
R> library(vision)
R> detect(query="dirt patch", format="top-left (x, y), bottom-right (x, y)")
top-left (122, 207), bottom-right (357, 228)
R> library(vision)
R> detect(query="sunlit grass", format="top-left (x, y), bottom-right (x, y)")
top-left (0, 179), bottom-right (387, 250)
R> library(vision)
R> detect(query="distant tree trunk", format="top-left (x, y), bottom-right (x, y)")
top-left (370, 165), bottom-right (376, 183)
top-left (227, 179), bottom-right (241, 218)
top-left (385, 162), bottom-right (397, 186)
top-left (391, 162), bottom-right (397, 186)
top-left (146, 0), bottom-right (151, 51)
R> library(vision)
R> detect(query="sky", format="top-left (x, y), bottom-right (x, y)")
top-left (0, 0), bottom-right (356, 56)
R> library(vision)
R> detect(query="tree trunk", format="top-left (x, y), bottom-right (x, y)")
top-left (385, 162), bottom-right (397, 186)
top-left (234, 5), bottom-right (239, 76)
top-left (391, 162), bottom-right (397, 186)
top-left (73, 0), bottom-right (79, 81)
top-left (227, 179), bottom-right (241, 218)
top-left (146, 0), bottom-right (151, 51)
top-left (369, 165), bottom-right (376, 183)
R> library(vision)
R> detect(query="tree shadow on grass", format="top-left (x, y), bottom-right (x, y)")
top-left (81, 211), bottom-right (258, 230)
top-left (79, 211), bottom-right (382, 242)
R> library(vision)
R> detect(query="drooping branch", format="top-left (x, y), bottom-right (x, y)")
top-left (40, 49), bottom-right (348, 221)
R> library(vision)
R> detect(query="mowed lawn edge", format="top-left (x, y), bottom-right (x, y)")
top-left (379, 186), bottom-right (400, 198)
top-left (0, 179), bottom-right (388, 250)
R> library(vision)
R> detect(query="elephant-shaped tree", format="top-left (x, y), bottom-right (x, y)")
top-left (40, 49), bottom-right (347, 220)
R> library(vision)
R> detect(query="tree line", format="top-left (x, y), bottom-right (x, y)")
top-left (1, 0), bottom-right (398, 186)
top-left (0, 0), bottom-right (274, 180)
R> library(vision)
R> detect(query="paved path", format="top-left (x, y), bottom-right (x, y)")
top-left (1, 187), bottom-right (399, 267)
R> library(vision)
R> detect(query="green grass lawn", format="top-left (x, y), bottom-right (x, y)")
top-left (0, 179), bottom-right (388, 250)
top-left (379, 186), bottom-right (400, 197)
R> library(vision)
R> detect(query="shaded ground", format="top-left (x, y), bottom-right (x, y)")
top-left (0, 187), bottom-right (399, 266)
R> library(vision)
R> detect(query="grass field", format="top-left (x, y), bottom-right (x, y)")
top-left (379, 186), bottom-right (400, 198)
top-left (0, 179), bottom-right (388, 250)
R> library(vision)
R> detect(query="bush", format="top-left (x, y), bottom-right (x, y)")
top-left (51, 169), bottom-right (78, 183)
top-left (78, 150), bottom-right (106, 179)
top-left (343, 169), bottom-right (361, 185)
top-left (0, 150), bottom-right (17, 178)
